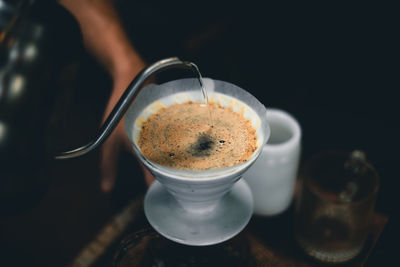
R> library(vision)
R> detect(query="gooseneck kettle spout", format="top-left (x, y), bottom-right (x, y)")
top-left (55, 57), bottom-right (198, 159)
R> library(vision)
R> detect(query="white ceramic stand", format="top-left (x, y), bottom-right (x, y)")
top-left (144, 179), bottom-right (253, 246)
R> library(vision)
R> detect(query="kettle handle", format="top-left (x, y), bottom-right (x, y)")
top-left (55, 57), bottom-right (197, 159)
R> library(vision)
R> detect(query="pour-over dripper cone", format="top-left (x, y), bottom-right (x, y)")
top-left (125, 78), bottom-right (270, 246)
top-left (53, 57), bottom-right (269, 245)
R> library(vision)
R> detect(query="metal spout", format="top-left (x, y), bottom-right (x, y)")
top-left (55, 57), bottom-right (195, 159)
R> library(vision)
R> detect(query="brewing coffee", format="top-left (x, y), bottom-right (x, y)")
top-left (138, 101), bottom-right (257, 170)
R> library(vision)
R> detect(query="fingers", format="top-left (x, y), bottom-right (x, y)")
top-left (100, 127), bottom-right (155, 192)
top-left (100, 136), bottom-right (120, 192)
top-left (99, 120), bottom-right (130, 192)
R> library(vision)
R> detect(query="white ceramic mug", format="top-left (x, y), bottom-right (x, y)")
top-left (244, 108), bottom-right (301, 216)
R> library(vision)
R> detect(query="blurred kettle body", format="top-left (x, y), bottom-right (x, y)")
top-left (0, 0), bottom-right (80, 214)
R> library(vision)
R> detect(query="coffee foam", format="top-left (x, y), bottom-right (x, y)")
top-left (133, 91), bottom-right (262, 148)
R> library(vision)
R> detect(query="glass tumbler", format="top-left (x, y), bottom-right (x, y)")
top-left (294, 150), bottom-right (379, 263)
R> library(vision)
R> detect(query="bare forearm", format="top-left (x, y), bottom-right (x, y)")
top-left (59, 0), bottom-right (145, 80)
top-left (58, 0), bottom-right (153, 191)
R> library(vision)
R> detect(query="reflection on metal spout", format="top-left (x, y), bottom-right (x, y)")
top-left (55, 57), bottom-right (202, 159)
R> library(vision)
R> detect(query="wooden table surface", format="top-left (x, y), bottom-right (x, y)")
top-left (65, 193), bottom-right (388, 267)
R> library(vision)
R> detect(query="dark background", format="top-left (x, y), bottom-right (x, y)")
top-left (0, 0), bottom-right (397, 266)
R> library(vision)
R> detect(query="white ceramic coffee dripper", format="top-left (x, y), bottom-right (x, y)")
top-left (125, 78), bottom-right (270, 246)
top-left (55, 57), bottom-right (270, 246)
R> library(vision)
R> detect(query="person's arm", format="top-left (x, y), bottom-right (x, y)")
top-left (59, 0), bottom-right (154, 191)
top-left (59, 0), bottom-right (144, 78)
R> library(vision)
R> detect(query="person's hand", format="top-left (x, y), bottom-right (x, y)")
top-left (100, 67), bottom-right (155, 193)
top-left (58, 0), bottom-right (155, 192)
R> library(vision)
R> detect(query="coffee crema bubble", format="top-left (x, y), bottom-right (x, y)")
top-left (138, 101), bottom-right (257, 170)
